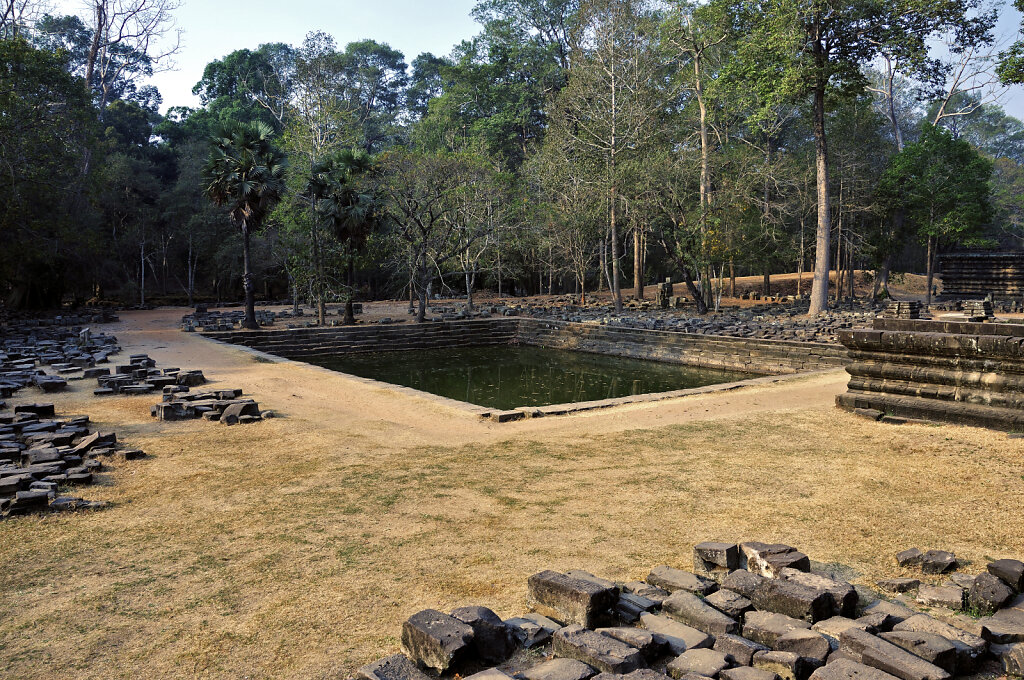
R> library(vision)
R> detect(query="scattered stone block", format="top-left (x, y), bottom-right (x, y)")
top-left (591, 670), bottom-right (665, 680)
top-left (451, 606), bottom-right (515, 663)
top-left (617, 591), bottom-right (659, 623)
top-left (400, 609), bottom-right (474, 673)
top-left (596, 627), bottom-right (664, 659)
top-left (724, 570), bottom-right (766, 599)
top-left (505, 613), bottom-right (560, 648)
top-left (780, 569), bottom-right (858, 618)
top-left (992, 641), bottom-right (1024, 676)
top-left (741, 543), bottom-right (811, 578)
top-left (877, 580), bottom-right (920, 594)
top-left (751, 579), bottom-right (836, 623)
top-left (521, 658), bottom-right (598, 680)
top-left (706, 589), bottom-right (754, 620)
top-left (920, 552), bottom-right (956, 575)
top-left (809, 658), bottom-right (900, 680)
top-left (715, 632), bottom-right (770, 665)
top-left (967, 573), bottom-right (1014, 615)
top-left (752, 650), bottom-right (815, 680)
top-left (979, 607), bottom-right (1024, 643)
top-left (356, 654), bottom-right (433, 680)
top-left (623, 582), bottom-right (670, 606)
top-left (896, 550), bottom-right (923, 568)
top-left (878, 632), bottom-right (956, 674)
top-left (722, 667), bottom-right (781, 680)
top-left (839, 628), bottom-right (950, 680)
top-left (528, 570), bottom-right (616, 628)
top-left (668, 648), bottom-right (731, 678)
top-left (663, 589), bottom-right (740, 636)
top-left (743, 611), bottom-right (812, 648)
top-left (861, 601), bottom-right (916, 627)
top-left (648, 566), bottom-right (719, 596)
top-left (988, 559), bottom-right (1024, 592)
top-left (640, 612), bottom-right (714, 655)
top-left (465, 670), bottom-right (512, 680)
top-left (695, 542), bottom-right (741, 581)
top-left (775, 629), bottom-right (831, 664)
top-left (553, 624), bottom-right (645, 674)
top-left (915, 585), bottom-right (964, 610)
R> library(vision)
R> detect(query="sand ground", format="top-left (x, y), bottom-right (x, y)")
top-left (0, 307), bottom-right (1021, 679)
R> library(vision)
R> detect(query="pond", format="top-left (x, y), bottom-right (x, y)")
top-left (308, 345), bottom-right (756, 410)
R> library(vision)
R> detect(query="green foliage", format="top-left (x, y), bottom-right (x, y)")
top-left (203, 121), bottom-right (288, 232)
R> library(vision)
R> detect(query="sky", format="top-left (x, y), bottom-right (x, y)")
top-left (54, 0), bottom-right (1024, 118)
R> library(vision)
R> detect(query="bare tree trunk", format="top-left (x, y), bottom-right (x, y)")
top-left (762, 269), bottom-right (771, 296)
top-left (633, 226), bottom-right (644, 299)
top-left (729, 259), bottom-right (735, 298)
top-left (241, 222), bottom-right (258, 330)
top-left (808, 66), bottom-right (832, 315)
top-left (926, 234), bottom-right (935, 307)
top-left (465, 269), bottom-right (474, 312)
top-left (798, 218), bottom-right (805, 298)
top-left (139, 241), bottom-right (145, 307)
top-left (610, 184), bottom-right (622, 311)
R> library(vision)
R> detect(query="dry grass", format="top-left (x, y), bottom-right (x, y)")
top-left (0, 310), bottom-right (1021, 679)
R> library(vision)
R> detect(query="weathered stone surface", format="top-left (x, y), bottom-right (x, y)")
top-left (706, 589), bottom-right (755, 621)
top-left (780, 569), bottom-right (858, 618)
top-left (664, 590), bottom-right (740, 636)
top-left (878, 632), bottom-right (956, 674)
top-left (623, 582), bottom-right (670, 606)
top-left (992, 641), bottom-right (1024, 676)
top-left (813, 618), bottom-right (871, 651)
top-left (668, 648), bottom-right (731, 678)
top-left (752, 650), bottom-right (815, 680)
top-left (400, 609), bottom-right (474, 672)
top-left (465, 669), bottom-right (513, 680)
top-left (920, 551), bottom-right (956, 575)
top-left (715, 633), bottom-right (770, 666)
top-left (522, 658), bottom-right (598, 680)
top-left (947, 574), bottom-right (975, 590)
top-left (988, 559), bottom-right (1024, 592)
top-left (775, 629), bottom-right (831, 664)
top-left (596, 627), bottom-right (664, 659)
top-left (528, 570), bottom-right (616, 628)
top-left (967, 573), bottom-right (1014, 615)
top-left (891, 614), bottom-right (986, 671)
top-left (451, 606), bottom-right (515, 662)
top-left (915, 585), bottom-right (963, 610)
top-left (751, 579), bottom-right (836, 623)
top-left (695, 543), bottom-right (741, 581)
top-left (876, 580), bottom-right (920, 594)
top-left (553, 624), bottom-right (645, 674)
top-left (617, 592), bottom-right (659, 623)
top-left (356, 654), bottom-right (433, 680)
top-left (979, 606), bottom-right (1024, 643)
top-left (741, 543), bottom-right (811, 578)
top-left (565, 570), bottom-right (618, 591)
top-left (743, 611), bottom-right (812, 649)
top-left (591, 670), bottom-right (667, 680)
top-left (649, 566), bottom-right (719, 596)
top-left (839, 628), bottom-right (950, 680)
top-left (505, 613), bottom-right (561, 648)
top-left (640, 612), bottom-right (714, 655)
top-left (896, 550), bottom-right (923, 568)
top-left (722, 666), bottom-right (780, 680)
top-left (724, 571), bottom-right (767, 599)
top-left (809, 658), bottom-right (900, 680)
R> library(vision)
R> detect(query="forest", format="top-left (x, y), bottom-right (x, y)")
top-left (3, 0), bottom-right (1024, 321)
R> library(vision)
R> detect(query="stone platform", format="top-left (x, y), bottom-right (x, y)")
top-left (938, 252), bottom-right (1024, 299)
top-left (836, 319), bottom-right (1024, 430)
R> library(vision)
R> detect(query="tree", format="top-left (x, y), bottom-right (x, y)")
top-left (877, 123), bottom-right (993, 305)
top-left (203, 121), bottom-right (287, 329)
top-left (997, 0), bottom-right (1024, 84)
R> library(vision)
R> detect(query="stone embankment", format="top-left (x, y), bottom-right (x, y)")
top-left (357, 542), bottom-right (1024, 680)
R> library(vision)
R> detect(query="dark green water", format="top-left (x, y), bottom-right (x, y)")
top-left (310, 346), bottom-right (755, 410)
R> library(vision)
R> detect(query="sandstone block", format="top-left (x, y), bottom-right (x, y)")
top-left (648, 566), bottom-right (719, 596)
top-left (724, 570), bottom-right (767, 599)
top-left (640, 612), bottom-right (714, 655)
top-left (400, 609), bottom-right (474, 672)
top-left (741, 543), bottom-right (811, 578)
top-left (839, 628), bottom-right (950, 680)
top-left (743, 611), bottom-right (811, 648)
top-left (775, 629), bottom-right (831, 664)
top-left (706, 589), bottom-right (755, 620)
top-left (751, 579), bottom-right (836, 623)
top-left (553, 624), bottom-right (645, 674)
top-left (780, 569), bottom-right (858, 618)
top-left (878, 632), bottom-right (956, 674)
top-left (356, 654), bottom-right (433, 680)
top-left (967, 573), bottom-right (1014, 615)
top-left (915, 585), bottom-right (963, 610)
top-left (920, 551), bottom-right (956, 575)
top-left (695, 542), bottom-right (741, 581)
top-left (522, 658), bottom-right (598, 680)
top-left (663, 589), bottom-right (740, 636)
top-left (809, 658), bottom-right (900, 680)
top-left (528, 570), bottom-right (616, 628)
top-left (451, 606), bottom-right (515, 662)
top-left (668, 648), bottom-right (731, 678)
top-left (596, 627), bottom-right (664, 659)
top-left (722, 667), bottom-right (781, 680)
top-left (752, 650), bottom-right (815, 680)
top-left (988, 559), bottom-right (1024, 592)
top-left (715, 633), bottom-right (770, 666)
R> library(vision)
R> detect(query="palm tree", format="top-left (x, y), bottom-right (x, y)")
top-left (203, 121), bottom-right (287, 330)
top-left (303, 148), bottom-right (378, 325)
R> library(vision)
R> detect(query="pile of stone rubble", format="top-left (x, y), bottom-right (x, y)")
top-left (91, 353), bottom-right (206, 396)
top-left (1, 325), bottom-right (121, 399)
top-left (354, 541), bottom-right (1024, 680)
top-left (0, 402), bottom-right (144, 518)
top-left (152, 387), bottom-right (269, 425)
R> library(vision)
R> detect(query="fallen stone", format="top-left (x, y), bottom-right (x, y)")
top-left (722, 667), bottom-right (780, 680)
top-left (553, 624), bottom-right (645, 674)
top-left (988, 559), bottom-right (1024, 592)
top-left (920, 552), bottom-right (956, 575)
top-left (400, 609), bottom-right (474, 673)
top-left (877, 632), bottom-right (956, 674)
top-left (505, 613), bottom-right (559, 648)
top-left (839, 628), bottom-right (950, 680)
top-left (465, 669), bottom-right (513, 680)
top-left (617, 592), bottom-right (659, 623)
top-left (896, 550), bottom-right (923, 569)
top-left (752, 650), bottom-right (815, 680)
top-left (528, 570), bottom-right (616, 628)
top-left (724, 570), bottom-right (767, 599)
top-left (715, 633), bottom-right (770, 666)
top-left (640, 612), bottom-right (714, 655)
top-left (967, 573), bottom-right (1014, 615)
top-left (663, 589), bottom-right (740, 636)
top-left (741, 543), bottom-right (811, 578)
top-left (915, 585), bottom-right (963, 610)
top-left (706, 589), bottom-right (754, 620)
top-left (695, 542), bottom-right (741, 581)
top-left (751, 579), bottom-right (836, 623)
top-left (590, 671), bottom-right (666, 680)
top-left (992, 641), bottom-right (1024, 676)
top-left (596, 627), bottom-right (664, 659)
top-left (451, 606), bottom-right (515, 662)
top-left (892, 614), bottom-right (986, 672)
top-left (979, 607), bottom-right (1024, 643)
top-left (356, 654), bottom-right (433, 680)
top-left (947, 574), bottom-right (975, 590)
top-left (521, 658), bottom-right (598, 680)
top-left (775, 629), bottom-right (831, 664)
top-left (623, 582), bottom-right (670, 606)
top-left (668, 648), bottom-right (731, 678)
top-left (876, 580), bottom-right (920, 594)
top-left (743, 611), bottom-right (812, 648)
top-left (649, 566), bottom-right (719, 596)
top-left (860, 601), bottom-right (916, 627)
top-left (780, 569), bottom-right (858, 618)
top-left (809, 658), bottom-right (900, 680)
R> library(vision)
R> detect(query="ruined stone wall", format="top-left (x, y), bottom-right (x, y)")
top-left (938, 252), bottom-right (1024, 298)
top-left (202, 318), bottom-right (848, 375)
top-left (837, 319), bottom-right (1024, 430)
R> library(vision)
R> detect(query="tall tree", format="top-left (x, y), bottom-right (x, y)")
top-left (203, 121), bottom-right (287, 329)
